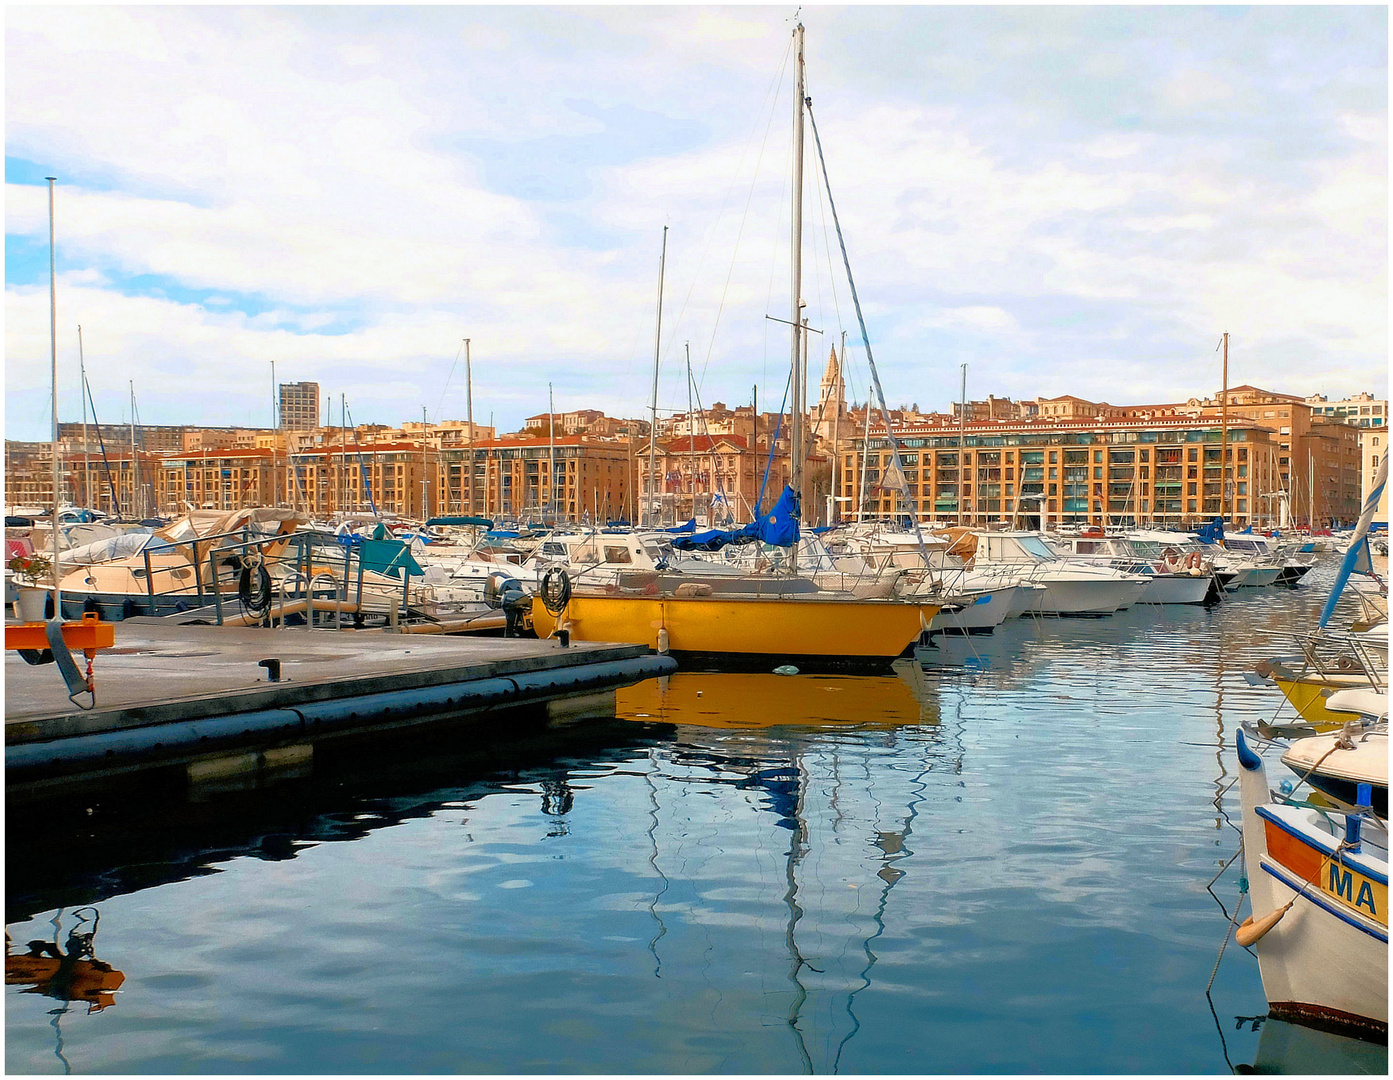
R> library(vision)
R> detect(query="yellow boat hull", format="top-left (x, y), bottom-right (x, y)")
top-left (1274, 675), bottom-right (1379, 732)
top-left (530, 593), bottom-right (940, 664)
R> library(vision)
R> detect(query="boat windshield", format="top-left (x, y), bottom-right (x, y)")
top-left (1017, 535), bottom-right (1057, 561)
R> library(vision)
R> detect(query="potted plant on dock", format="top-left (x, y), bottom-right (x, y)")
top-left (8, 553), bottom-right (53, 622)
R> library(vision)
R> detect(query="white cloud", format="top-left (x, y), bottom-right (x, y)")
top-left (4, 7), bottom-right (1386, 442)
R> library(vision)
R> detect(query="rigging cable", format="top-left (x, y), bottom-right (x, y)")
top-left (805, 97), bottom-right (934, 564)
top-left (344, 404), bottom-right (381, 519)
top-left (82, 374), bottom-right (121, 516)
top-left (659, 32), bottom-right (795, 414)
top-left (433, 338), bottom-right (466, 423)
top-left (698, 34), bottom-right (795, 388)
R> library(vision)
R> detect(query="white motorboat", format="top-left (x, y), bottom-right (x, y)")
top-left (942, 530), bottom-right (1148, 616)
top-left (1052, 532), bottom-right (1213, 605)
top-left (1225, 534), bottom-right (1317, 585)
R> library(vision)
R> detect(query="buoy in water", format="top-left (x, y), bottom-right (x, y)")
top-left (773, 665), bottom-right (799, 676)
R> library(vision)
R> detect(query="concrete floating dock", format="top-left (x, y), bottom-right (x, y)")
top-left (5, 619), bottom-right (675, 795)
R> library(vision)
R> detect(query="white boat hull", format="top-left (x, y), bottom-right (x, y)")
top-left (929, 586), bottom-right (1020, 632)
top-left (1137, 573), bottom-right (1211, 605)
top-left (1030, 575), bottom-right (1146, 615)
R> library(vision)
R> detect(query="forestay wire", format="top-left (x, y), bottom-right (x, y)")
top-left (805, 98), bottom-right (934, 568)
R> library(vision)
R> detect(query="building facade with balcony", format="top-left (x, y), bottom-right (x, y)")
top-left (837, 415), bottom-right (1284, 529)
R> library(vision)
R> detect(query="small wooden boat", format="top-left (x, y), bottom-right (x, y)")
top-left (1235, 722), bottom-right (1387, 1042)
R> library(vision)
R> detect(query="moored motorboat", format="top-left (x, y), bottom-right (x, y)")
top-left (942, 529), bottom-right (1148, 616)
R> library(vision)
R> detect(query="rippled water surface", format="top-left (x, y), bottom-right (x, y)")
top-left (7, 560), bottom-right (1387, 1073)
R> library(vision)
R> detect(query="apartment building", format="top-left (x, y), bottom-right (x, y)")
top-left (637, 433), bottom-right (795, 524)
top-left (278, 381), bottom-right (321, 431)
top-left (837, 415), bottom-right (1283, 528)
top-left (1307, 392), bottom-right (1387, 428)
top-left (1360, 428), bottom-right (1389, 524)
top-left (465, 435), bottom-right (634, 521)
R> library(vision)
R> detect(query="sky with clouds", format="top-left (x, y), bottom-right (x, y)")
top-left (5, 5), bottom-right (1387, 442)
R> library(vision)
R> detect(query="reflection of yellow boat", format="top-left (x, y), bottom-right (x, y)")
top-left (530, 593), bottom-right (941, 670)
top-left (5, 952), bottom-right (125, 1012)
top-left (616, 662), bottom-right (939, 729)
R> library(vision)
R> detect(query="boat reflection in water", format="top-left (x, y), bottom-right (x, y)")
top-left (6, 907), bottom-right (125, 1073)
top-left (617, 662), bottom-right (953, 1071)
top-left (1236, 1017), bottom-right (1387, 1074)
top-left (616, 659), bottom-right (940, 729)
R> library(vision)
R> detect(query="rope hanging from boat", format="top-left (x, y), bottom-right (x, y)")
top-left (805, 98), bottom-right (934, 566)
top-left (238, 556), bottom-right (273, 617)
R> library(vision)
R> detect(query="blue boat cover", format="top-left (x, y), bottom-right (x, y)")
top-left (358, 537), bottom-right (424, 579)
top-left (1193, 517), bottom-right (1225, 545)
top-left (670, 486), bottom-right (800, 551)
top-left (666, 518), bottom-right (697, 534)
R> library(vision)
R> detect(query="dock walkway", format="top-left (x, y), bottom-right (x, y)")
top-left (6, 620), bottom-right (674, 794)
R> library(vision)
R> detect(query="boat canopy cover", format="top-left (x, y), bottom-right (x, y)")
top-left (666, 519), bottom-right (697, 534)
top-left (1193, 517), bottom-right (1225, 545)
top-left (57, 531), bottom-right (170, 567)
top-left (358, 537), bottom-right (425, 579)
top-left (671, 486), bottom-right (800, 551)
top-left (427, 516), bottom-right (494, 528)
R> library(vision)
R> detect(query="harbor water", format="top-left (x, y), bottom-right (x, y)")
top-left (6, 559), bottom-right (1387, 1073)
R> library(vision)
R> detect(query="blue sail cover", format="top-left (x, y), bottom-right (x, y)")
top-left (1319, 455), bottom-right (1388, 629)
top-left (1193, 517), bottom-right (1225, 545)
top-left (670, 485), bottom-right (801, 551)
top-left (666, 518), bottom-right (697, 534)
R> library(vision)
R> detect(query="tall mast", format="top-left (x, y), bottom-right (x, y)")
top-left (1220, 331), bottom-right (1229, 524)
top-left (856, 394), bottom-right (871, 523)
top-left (465, 338), bottom-right (475, 515)
top-left (47, 177), bottom-right (61, 617)
top-left (789, 21), bottom-right (806, 569)
top-left (548, 382), bottom-right (556, 520)
top-left (129, 381), bottom-right (138, 517)
top-left (686, 342), bottom-right (695, 522)
top-left (78, 325), bottom-right (89, 511)
top-left (831, 334), bottom-right (843, 525)
top-left (1309, 447), bottom-right (1316, 529)
top-left (648, 226), bottom-right (667, 527)
top-left (957, 363), bottom-right (967, 527)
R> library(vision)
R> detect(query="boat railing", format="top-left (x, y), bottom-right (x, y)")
top-left (167, 526), bottom-right (364, 627)
top-left (1292, 630), bottom-right (1388, 688)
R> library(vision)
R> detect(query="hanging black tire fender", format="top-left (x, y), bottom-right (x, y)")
top-left (539, 567), bottom-right (572, 615)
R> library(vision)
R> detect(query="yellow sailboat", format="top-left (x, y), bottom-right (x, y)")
top-left (530, 589), bottom-right (941, 669)
top-left (530, 23), bottom-right (946, 670)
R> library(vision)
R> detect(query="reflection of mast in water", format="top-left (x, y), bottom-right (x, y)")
top-left (780, 752), bottom-right (817, 1074)
top-left (1210, 616), bottom-right (1238, 836)
top-left (832, 756), bottom-right (932, 1074)
top-left (644, 755), bottom-right (669, 979)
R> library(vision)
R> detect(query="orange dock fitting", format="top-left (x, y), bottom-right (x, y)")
top-left (5, 611), bottom-right (115, 656)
